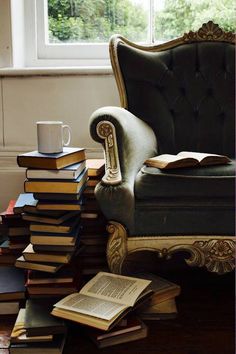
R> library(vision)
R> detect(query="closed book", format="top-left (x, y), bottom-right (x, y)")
top-left (34, 189), bottom-right (85, 201)
top-left (0, 266), bottom-right (25, 301)
top-left (23, 244), bottom-right (73, 264)
top-left (86, 317), bottom-right (148, 348)
top-left (25, 299), bottom-right (66, 336)
top-left (22, 211), bottom-right (79, 225)
top-left (30, 216), bottom-right (80, 234)
top-left (138, 298), bottom-right (178, 320)
top-left (15, 256), bottom-right (64, 273)
top-left (13, 193), bottom-right (37, 214)
top-left (17, 147), bottom-right (85, 169)
top-left (24, 169), bottom-right (88, 194)
top-left (27, 283), bottom-right (79, 296)
top-left (133, 273), bottom-right (181, 305)
top-left (26, 161), bottom-right (86, 179)
top-left (36, 199), bottom-right (84, 211)
top-left (10, 309), bottom-right (53, 343)
top-left (86, 159), bottom-right (105, 177)
top-left (0, 301), bottom-right (20, 315)
top-left (32, 243), bottom-right (77, 253)
top-left (9, 335), bottom-right (66, 354)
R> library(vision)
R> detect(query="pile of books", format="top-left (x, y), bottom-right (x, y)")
top-left (134, 273), bottom-right (181, 320)
top-left (14, 147), bottom-right (87, 297)
top-left (80, 159), bottom-right (109, 275)
top-left (10, 298), bottom-right (66, 354)
top-left (0, 201), bottom-right (31, 265)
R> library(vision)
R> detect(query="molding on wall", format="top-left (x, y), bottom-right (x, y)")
top-left (0, 67), bottom-right (113, 77)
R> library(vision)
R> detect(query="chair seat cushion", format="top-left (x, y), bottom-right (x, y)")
top-left (135, 160), bottom-right (235, 199)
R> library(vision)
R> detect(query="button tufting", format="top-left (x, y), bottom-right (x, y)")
top-left (207, 88), bottom-right (213, 96)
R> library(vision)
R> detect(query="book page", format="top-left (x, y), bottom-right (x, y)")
top-left (177, 151), bottom-right (228, 162)
top-left (80, 272), bottom-right (151, 306)
top-left (54, 293), bottom-right (127, 321)
top-left (148, 154), bottom-right (184, 163)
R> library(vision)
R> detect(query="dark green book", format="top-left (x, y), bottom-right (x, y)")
top-left (25, 299), bottom-right (66, 336)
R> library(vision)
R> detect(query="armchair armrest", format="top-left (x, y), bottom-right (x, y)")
top-left (89, 106), bottom-right (157, 233)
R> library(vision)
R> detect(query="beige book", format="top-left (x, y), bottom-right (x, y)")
top-left (51, 272), bottom-right (153, 331)
top-left (145, 151), bottom-right (231, 170)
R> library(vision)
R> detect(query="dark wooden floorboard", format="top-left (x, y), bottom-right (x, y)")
top-left (0, 261), bottom-right (234, 354)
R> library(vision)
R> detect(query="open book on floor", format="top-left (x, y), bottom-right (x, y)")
top-left (145, 151), bottom-right (231, 170)
top-left (51, 272), bottom-right (153, 331)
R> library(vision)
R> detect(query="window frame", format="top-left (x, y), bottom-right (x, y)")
top-left (25, 0), bottom-right (155, 67)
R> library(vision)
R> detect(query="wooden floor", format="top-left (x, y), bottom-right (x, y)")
top-left (0, 259), bottom-right (234, 354)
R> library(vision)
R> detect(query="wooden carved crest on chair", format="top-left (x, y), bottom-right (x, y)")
top-left (90, 21), bottom-right (235, 275)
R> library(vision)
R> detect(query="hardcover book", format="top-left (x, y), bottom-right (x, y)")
top-left (30, 216), bottom-right (80, 234)
top-left (26, 161), bottom-right (86, 180)
top-left (86, 159), bottom-right (105, 177)
top-left (22, 211), bottom-right (79, 225)
top-left (85, 316), bottom-right (148, 348)
top-left (145, 151), bottom-right (231, 170)
top-left (15, 256), bottom-right (64, 273)
top-left (13, 194), bottom-right (37, 214)
top-left (36, 199), bottom-right (84, 211)
top-left (23, 244), bottom-right (73, 264)
top-left (133, 273), bottom-right (181, 305)
top-left (25, 299), bottom-right (66, 336)
top-left (9, 335), bottom-right (66, 354)
top-left (51, 272), bottom-right (153, 331)
top-left (0, 266), bottom-right (25, 301)
top-left (17, 147), bottom-right (85, 170)
top-left (24, 169), bottom-right (88, 194)
top-left (11, 309), bottom-right (53, 343)
top-left (138, 298), bottom-right (178, 320)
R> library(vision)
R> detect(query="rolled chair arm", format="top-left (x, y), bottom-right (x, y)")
top-left (89, 106), bottom-right (157, 234)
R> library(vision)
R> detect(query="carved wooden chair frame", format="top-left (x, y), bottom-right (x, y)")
top-left (97, 22), bottom-right (235, 275)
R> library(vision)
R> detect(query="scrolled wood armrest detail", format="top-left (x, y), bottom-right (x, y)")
top-left (96, 120), bottom-right (122, 185)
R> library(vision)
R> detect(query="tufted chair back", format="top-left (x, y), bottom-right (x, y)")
top-left (110, 22), bottom-right (235, 157)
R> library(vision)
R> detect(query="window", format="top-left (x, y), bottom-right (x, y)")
top-left (26, 0), bottom-right (235, 67)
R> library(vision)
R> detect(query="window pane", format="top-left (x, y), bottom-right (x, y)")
top-left (154, 0), bottom-right (236, 42)
top-left (48, 0), bottom-right (149, 43)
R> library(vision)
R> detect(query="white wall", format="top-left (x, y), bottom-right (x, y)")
top-left (0, 73), bottom-right (120, 211)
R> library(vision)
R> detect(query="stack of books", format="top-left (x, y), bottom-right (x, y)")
top-left (10, 298), bottom-right (66, 354)
top-left (134, 273), bottom-right (181, 320)
top-left (80, 159), bottom-right (109, 275)
top-left (14, 147), bottom-right (87, 297)
top-left (51, 272), bottom-right (150, 348)
top-left (0, 200), bottom-right (31, 265)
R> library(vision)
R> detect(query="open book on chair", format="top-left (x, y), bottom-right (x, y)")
top-left (51, 272), bottom-right (153, 331)
top-left (145, 151), bottom-right (231, 170)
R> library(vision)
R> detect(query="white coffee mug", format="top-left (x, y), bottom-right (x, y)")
top-left (37, 121), bottom-right (71, 154)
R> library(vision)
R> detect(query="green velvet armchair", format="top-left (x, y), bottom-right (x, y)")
top-left (90, 22), bottom-right (235, 275)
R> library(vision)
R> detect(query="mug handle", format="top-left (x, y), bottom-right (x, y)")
top-left (62, 125), bottom-right (71, 146)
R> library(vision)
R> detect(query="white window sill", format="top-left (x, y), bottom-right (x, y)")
top-left (0, 66), bottom-right (113, 77)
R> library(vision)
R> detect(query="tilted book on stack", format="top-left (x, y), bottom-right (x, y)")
top-left (0, 200), bottom-right (31, 264)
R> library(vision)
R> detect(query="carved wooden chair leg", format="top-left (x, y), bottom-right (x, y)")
top-left (106, 221), bottom-right (128, 274)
